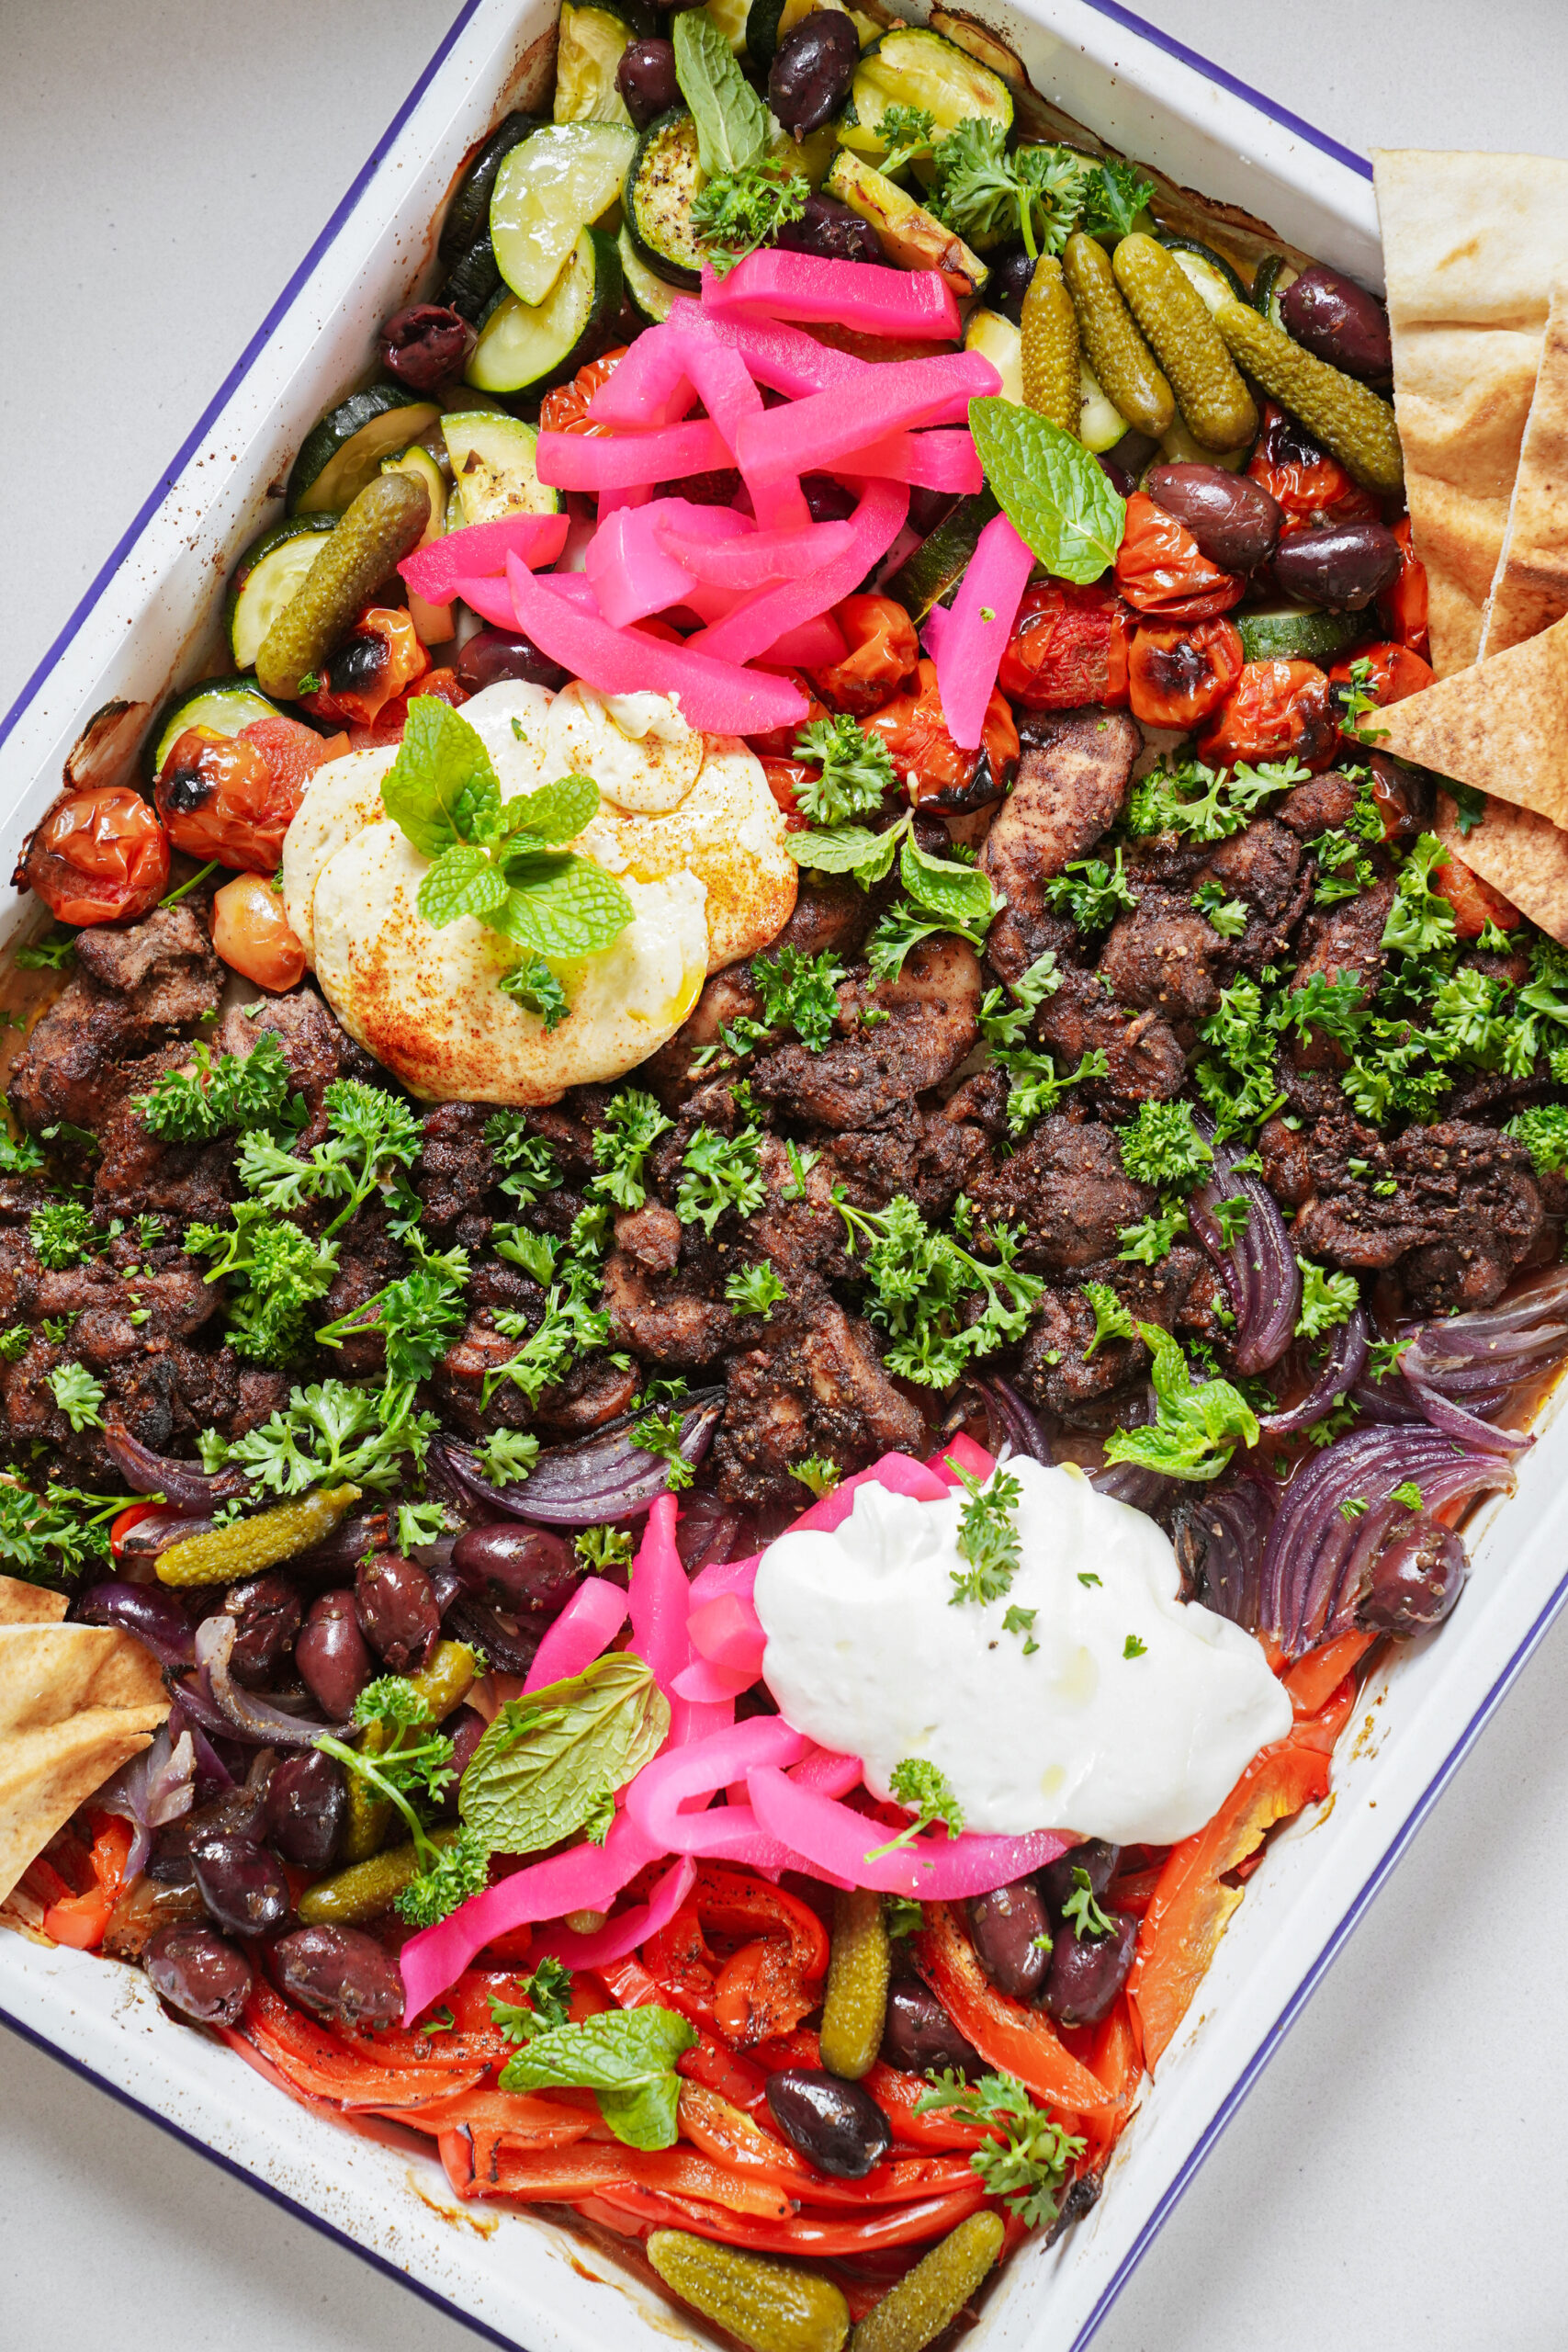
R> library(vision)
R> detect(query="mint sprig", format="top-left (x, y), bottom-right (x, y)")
top-left (967, 397), bottom-right (1126, 585)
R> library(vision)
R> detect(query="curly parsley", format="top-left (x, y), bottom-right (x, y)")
top-left (792, 715), bottom-right (897, 828)
top-left (915, 2070), bottom-right (1086, 2230)
top-left (947, 1461), bottom-right (1022, 1607)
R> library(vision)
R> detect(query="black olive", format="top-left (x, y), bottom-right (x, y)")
top-left (1038, 1840), bottom-right (1120, 1917)
top-left (144, 1923), bottom-right (253, 2027)
top-left (271, 1925), bottom-right (405, 2032)
top-left (1043, 1913), bottom-right (1137, 2029)
top-left (968, 1879), bottom-right (1053, 2001)
top-left (764, 2067), bottom-right (892, 2177)
top-left (769, 13), bottom-right (859, 139)
top-left (880, 1983), bottom-right (984, 2078)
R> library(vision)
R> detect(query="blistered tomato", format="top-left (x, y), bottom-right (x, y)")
top-left (808, 594), bottom-right (919, 716)
top-left (1197, 658), bottom-right (1339, 772)
top-left (20, 786), bottom-right (170, 925)
top-left (300, 608), bottom-right (429, 729)
top-left (350, 665), bottom-right (467, 751)
top-left (211, 872), bottom-right (308, 990)
top-left (998, 582), bottom-right (1132, 710)
top-left (538, 346), bottom-right (629, 436)
top-left (1247, 400), bottom-right (1381, 535)
top-left (1377, 517), bottom-right (1431, 656)
top-left (1328, 640), bottom-right (1435, 721)
top-left (154, 710), bottom-right (338, 873)
top-left (864, 655), bottom-right (1019, 810)
top-left (1127, 618), bottom-right (1245, 729)
top-left (1431, 851), bottom-right (1521, 939)
top-left (1114, 493), bottom-right (1244, 622)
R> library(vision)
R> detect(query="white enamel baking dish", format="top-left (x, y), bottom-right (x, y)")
top-left (3, 4), bottom-right (1560, 2347)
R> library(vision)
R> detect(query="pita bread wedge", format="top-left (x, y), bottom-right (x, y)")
top-left (0, 1622), bottom-right (168, 1736)
top-left (1375, 613), bottom-right (1568, 827)
top-left (1372, 150), bottom-right (1568, 676)
top-left (0, 1704), bottom-right (165, 1905)
top-left (1436, 792), bottom-right (1568, 945)
top-left (1481, 277), bottom-right (1568, 658)
top-left (0, 1577), bottom-right (70, 1627)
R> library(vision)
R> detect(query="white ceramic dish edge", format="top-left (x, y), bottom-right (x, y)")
top-left (3, 9), bottom-right (1558, 2352)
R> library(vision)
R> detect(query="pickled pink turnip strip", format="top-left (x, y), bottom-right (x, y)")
top-left (625, 1714), bottom-right (810, 1850)
top-left (688, 1549), bottom-right (762, 1606)
top-left (746, 1768), bottom-right (1075, 1896)
top-left (531, 1854), bottom-right (696, 1969)
top-left (734, 354), bottom-right (998, 484)
top-left (506, 552), bottom-right (809, 732)
top-left (931, 509), bottom-right (1036, 750)
top-left (848, 427), bottom-right (984, 493)
top-left (926, 1433), bottom-right (997, 1487)
top-left (702, 254), bottom-right (961, 340)
top-left (399, 510), bottom-right (569, 600)
top-left (686, 479), bottom-right (908, 665)
top-left (657, 516), bottom-right (855, 590)
top-left (585, 503), bottom-right (699, 628)
top-left (756, 613), bottom-right (848, 668)
top-left (586, 325), bottom-right (699, 428)
top-left (536, 419), bottom-right (732, 491)
top-left (667, 297), bottom-right (873, 398)
top-left (522, 1576), bottom-right (629, 1692)
top-left (446, 571), bottom-right (525, 630)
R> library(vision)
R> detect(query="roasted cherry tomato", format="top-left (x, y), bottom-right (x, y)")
top-left (1376, 515), bottom-right (1431, 656)
top-left (1432, 850), bottom-right (1521, 939)
top-left (1247, 400), bottom-right (1381, 536)
top-left (1127, 617), bottom-right (1245, 729)
top-left (747, 672), bottom-right (829, 763)
top-left (19, 786), bottom-right (169, 925)
top-left (156, 718), bottom-right (319, 873)
top-left (998, 581), bottom-right (1132, 711)
top-left (350, 665), bottom-right (468, 751)
top-left (301, 607), bottom-right (429, 729)
top-left (808, 594), bottom-right (919, 716)
top-left (1328, 640), bottom-right (1435, 732)
top-left (538, 346), bottom-right (628, 436)
top-left (1196, 658), bottom-right (1339, 771)
top-left (758, 759), bottom-right (816, 824)
top-left (211, 872), bottom-right (308, 990)
top-left (1114, 492), bottom-right (1244, 622)
top-left (864, 655), bottom-right (1019, 811)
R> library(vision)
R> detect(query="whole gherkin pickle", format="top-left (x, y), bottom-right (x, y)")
top-left (297, 1825), bottom-right (464, 1928)
top-left (647, 2231), bottom-right (850, 2352)
top-left (1213, 296), bottom-right (1404, 494)
top-left (851, 2213), bottom-right (1005, 2352)
top-left (818, 1889), bottom-right (892, 2081)
top-left (255, 471), bottom-right (430, 698)
top-left (1062, 231), bottom-right (1174, 441)
top-left (155, 1485), bottom-right (360, 1589)
top-left (1019, 255), bottom-right (1081, 433)
top-left (1111, 232), bottom-right (1258, 451)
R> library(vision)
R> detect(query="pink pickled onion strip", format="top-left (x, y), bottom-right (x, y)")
top-left (448, 572), bottom-right (525, 630)
top-left (672, 1657), bottom-right (756, 1702)
top-left (536, 571), bottom-right (602, 612)
top-left (734, 356), bottom-right (998, 486)
top-left (702, 254), bottom-right (961, 341)
top-left (931, 509), bottom-right (1036, 752)
top-left (628, 1493), bottom-right (691, 1698)
top-left (625, 1714), bottom-right (810, 1849)
top-left (667, 299), bottom-right (873, 398)
top-left (689, 1549), bottom-right (762, 1606)
top-left (657, 517), bottom-right (855, 590)
top-left (849, 428), bottom-right (984, 494)
top-left (747, 1767), bottom-right (1074, 1897)
top-left (585, 503), bottom-right (699, 628)
top-left (399, 511), bottom-right (569, 601)
top-left (790, 1747), bottom-right (863, 1798)
top-left (926, 1434), bottom-right (997, 1487)
top-left (523, 1577), bottom-right (629, 1691)
top-left (536, 420), bottom-right (731, 492)
top-left (687, 480), bottom-right (908, 666)
top-left (786, 1451), bottom-right (952, 1538)
top-left (505, 552), bottom-right (808, 733)
top-left (586, 326), bottom-right (698, 429)
top-left (757, 613), bottom-right (848, 668)
top-left (598, 482), bottom-right (654, 516)
top-left (531, 1855), bottom-right (696, 1970)
top-left (687, 1592), bottom-right (765, 1678)
top-left (676, 330), bottom-right (811, 531)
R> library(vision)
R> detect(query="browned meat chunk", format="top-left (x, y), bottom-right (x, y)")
top-left (1099, 889), bottom-right (1222, 1023)
top-left (217, 985), bottom-right (377, 1148)
top-left (1017, 1244), bottom-right (1219, 1423)
top-left (1292, 1116), bottom-right (1544, 1311)
top-left (752, 936), bottom-right (981, 1130)
top-left (1291, 876), bottom-right (1394, 1012)
top-left (770, 876), bottom-right (878, 961)
top-left (1257, 1114), bottom-right (1312, 1206)
top-left (90, 1043), bottom-right (235, 1226)
top-left (11, 905), bottom-right (221, 1135)
top-left (1035, 966), bottom-right (1187, 1114)
top-left (72, 904), bottom-right (220, 1018)
top-left (601, 1250), bottom-right (734, 1369)
top-left (643, 966), bottom-right (763, 1102)
top-left (968, 1115), bottom-right (1148, 1274)
top-left (1277, 772), bottom-right (1359, 837)
top-left (614, 1201), bottom-right (682, 1273)
top-left (980, 710), bottom-right (1142, 982)
top-left (415, 1102), bottom-right (494, 1229)
top-left (712, 1276), bottom-right (926, 1508)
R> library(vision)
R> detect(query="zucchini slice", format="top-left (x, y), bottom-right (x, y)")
top-left (1161, 236), bottom-right (1249, 313)
top-left (441, 412), bottom-right (561, 523)
top-left (1235, 605), bottom-right (1361, 665)
top-left (555, 2), bottom-right (636, 124)
top-left (147, 680), bottom-right (278, 781)
top-left (1078, 358), bottom-right (1130, 453)
top-left (1154, 415), bottom-right (1247, 473)
top-left (382, 445), bottom-right (452, 640)
top-left (927, 7), bottom-right (1027, 84)
top-left (825, 150), bottom-right (986, 294)
top-left (442, 232), bottom-right (502, 325)
top-left (225, 517), bottom-right (335, 671)
top-left (490, 120), bottom-right (637, 308)
top-left (288, 385), bottom-right (442, 515)
top-left (840, 27), bottom-right (1012, 160)
top-left (705, 0), bottom-right (751, 51)
top-left (619, 220), bottom-right (681, 322)
top-left (1251, 254), bottom-right (1299, 327)
top-left (626, 110), bottom-right (705, 293)
top-left (468, 226), bottom-right (624, 397)
top-left (441, 112), bottom-right (542, 266)
top-left (886, 490), bottom-right (1001, 622)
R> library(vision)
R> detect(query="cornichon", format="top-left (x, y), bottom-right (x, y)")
top-left (1062, 232), bottom-right (1173, 441)
top-left (647, 2231), bottom-right (850, 2352)
top-left (1020, 254), bottom-right (1080, 433)
top-left (255, 471), bottom-right (430, 699)
top-left (340, 1640), bottom-right (479, 1864)
top-left (1213, 296), bottom-right (1404, 494)
top-left (818, 1888), bottom-right (892, 2080)
top-left (155, 1485), bottom-right (360, 1589)
top-left (297, 1836), bottom-right (431, 1927)
top-left (1112, 232), bottom-right (1258, 451)
top-left (850, 2213), bottom-right (1005, 2352)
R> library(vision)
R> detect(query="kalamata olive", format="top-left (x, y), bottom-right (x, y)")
top-left (443, 1591), bottom-right (543, 1676)
top-left (264, 1748), bottom-right (346, 1870)
top-left (148, 1780), bottom-right (271, 1884)
top-left (616, 37), bottom-right (680, 129)
top-left (1357, 1510), bottom-right (1468, 1636)
top-left (775, 191), bottom-right (884, 268)
top-left (765, 2067), bottom-right (892, 2178)
top-left (378, 301), bottom-right (475, 391)
top-left (987, 243), bottom-right (1037, 327)
top-left (1037, 1839), bottom-right (1120, 1916)
top-left (803, 475), bottom-right (858, 524)
top-left (271, 1924), bottom-right (405, 2031)
top-left (188, 1832), bottom-right (291, 1937)
top-left (1098, 456), bottom-right (1137, 499)
top-left (450, 1522), bottom-right (580, 1614)
top-left (225, 1570), bottom-right (302, 1687)
top-left (454, 625), bottom-right (568, 694)
top-left (1043, 1912), bottom-right (1138, 2028)
top-left (144, 1922), bottom-right (253, 2027)
top-left (1145, 462), bottom-right (1280, 572)
top-left (74, 1579), bottom-right (194, 1669)
top-left (968, 1878), bottom-right (1053, 2002)
top-left (1271, 518), bottom-right (1402, 611)
top-left (880, 1982), bottom-right (984, 2078)
top-left (355, 1551), bottom-right (439, 1671)
top-left (1280, 264), bottom-right (1393, 382)
top-left (434, 1703), bottom-right (488, 1817)
top-left (769, 13), bottom-right (859, 139)
top-left (296, 1588), bottom-right (372, 1721)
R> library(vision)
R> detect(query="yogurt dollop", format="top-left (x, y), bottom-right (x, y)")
top-left (753, 1458), bottom-right (1292, 1848)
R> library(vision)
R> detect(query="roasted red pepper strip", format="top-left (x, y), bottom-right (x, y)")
top-left (1281, 1629), bottom-right (1377, 1718)
top-left (677, 2031), bottom-right (773, 2115)
top-left (588, 2181), bottom-right (991, 2254)
top-left (911, 1904), bottom-right (1119, 2116)
top-left (240, 1984), bottom-right (491, 2108)
top-left (41, 1817), bottom-right (134, 1951)
top-left (1431, 848), bottom-right (1522, 939)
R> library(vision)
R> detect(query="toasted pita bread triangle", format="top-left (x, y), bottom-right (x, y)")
top-left (0, 1577), bottom-right (70, 1627)
top-left (0, 1704), bottom-right (165, 1906)
top-left (1372, 150), bottom-right (1568, 676)
top-left (1437, 792), bottom-right (1568, 944)
top-left (1481, 276), bottom-right (1568, 659)
top-left (0, 1623), bottom-right (168, 1736)
top-left (1376, 612), bottom-right (1568, 826)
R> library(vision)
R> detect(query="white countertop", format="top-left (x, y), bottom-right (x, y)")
top-left (4, 3), bottom-right (1568, 2346)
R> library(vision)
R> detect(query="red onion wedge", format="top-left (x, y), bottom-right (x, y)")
top-left (437, 1389), bottom-right (724, 1529)
top-left (74, 1580), bottom-right (195, 1669)
top-left (1171, 1476), bottom-right (1277, 1633)
top-left (102, 1411), bottom-right (252, 1509)
top-left (1257, 1308), bottom-right (1371, 1439)
top-left (97, 1721), bottom-right (196, 1879)
top-left (975, 1377), bottom-right (1054, 1464)
top-left (188, 1615), bottom-right (334, 1747)
top-left (1190, 1122), bottom-right (1301, 1374)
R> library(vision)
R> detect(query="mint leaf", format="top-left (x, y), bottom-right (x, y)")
top-left (672, 6), bottom-right (766, 179)
top-left (967, 396), bottom-right (1126, 585)
top-left (381, 697), bottom-right (502, 856)
top-left (418, 842), bottom-right (513, 928)
top-left (499, 2006), bottom-right (696, 2150)
top-left (786, 816), bottom-right (905, 889)
top-left (491, 853), bottom-right (637, 960)
top-left (458, 1654), bottom-right (670, 1856)
top-left (502, 772), bottom-right (599, 850)
top-left (900, 826), bottom-right (996, 928)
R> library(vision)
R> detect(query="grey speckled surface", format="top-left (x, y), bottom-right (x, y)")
top-left (4, 4), bottom-right (1568, 2347)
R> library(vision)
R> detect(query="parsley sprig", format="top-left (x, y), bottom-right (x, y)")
top-left (915, 2070), bottom-right (1086, 2230)
top-left (792, 715), bottom-right (897, 828)
top-left (865, 1758), bottom-right (964, 1859)
top-left (947, 1461), bottom-right (1022, 1607)
top-left (315, 1677), bottom-right (489, 1928)
top-left (691, 157), bottom-right (807, 275)
top-left (835, 1191), bottom-right (1043, 1389)
top-left (133, 1032), bottom-right (299, 1144)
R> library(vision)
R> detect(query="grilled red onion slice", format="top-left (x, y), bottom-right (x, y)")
top-left (1172, 1476), bottom-right (1277, 1632)
top-left (1190, 1123), bottom-right (1301, 1374)
top-left (436, 1388), bottom-right (724, 1528)
top-left (74, 1580), bottom-right (195, 1669)
top-left (976, 1377), bottom-right (1054, 1464)
top-left (166, 1698), bottom-right (235, 1796)
top-left (190, 1615), bottom-right (334, 1747)
top-left (1258, 1427), bottom-right (1515, 1658)
top-left (102, 1412), bottom-right (253, 1509)
top-left (97, 1722), bottom-right (196, 1879)
top-left (443, 1593), bottom-right (544, 1676)
top-left (1257, 1309), bottom-right (1371, 1438)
